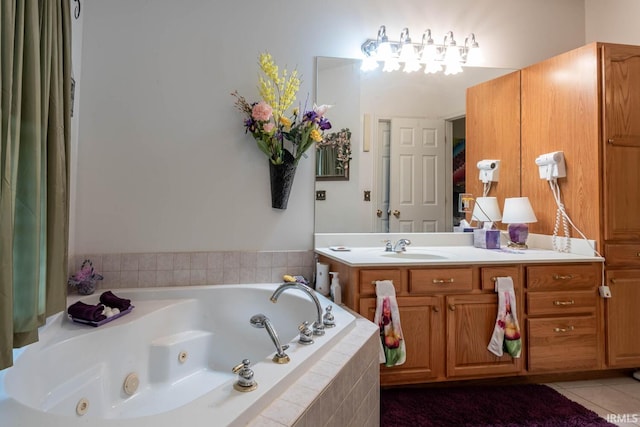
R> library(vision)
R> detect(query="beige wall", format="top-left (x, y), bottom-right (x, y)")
top-left (586, 0), bottom-right (640, 45)
top-left (73, 0), bottom-right (587, 255)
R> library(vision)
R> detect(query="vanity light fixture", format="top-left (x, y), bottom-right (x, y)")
top-left (360, 25), bottom-right (481, 75)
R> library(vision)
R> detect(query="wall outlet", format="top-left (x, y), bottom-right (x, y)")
top-left (599, 285), bottom-right (612, 298)
top-left (315, 190), bottom-right (326, 201)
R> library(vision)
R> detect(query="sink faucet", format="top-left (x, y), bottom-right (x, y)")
top-left (250, 314), bottom-right (290, 363)
top-left (393, 238), bottom-right (411, 253)
top-left (270, 282), bottom-right (325, 336)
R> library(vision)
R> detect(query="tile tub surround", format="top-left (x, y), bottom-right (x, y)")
top-left (69, 250), bottom-right (315, 290)
top-left (248, 316), bottom-right (381, 427)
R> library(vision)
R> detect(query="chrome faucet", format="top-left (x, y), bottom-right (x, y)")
top-left (270, 282), bottom-right (325, 336)
top-left (393, 238), bottom-right (411, 253)
top-left (250, 314), bottom-right (290, 363)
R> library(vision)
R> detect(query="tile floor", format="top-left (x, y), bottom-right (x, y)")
top-left (548, 373), bottom-right (640, 426)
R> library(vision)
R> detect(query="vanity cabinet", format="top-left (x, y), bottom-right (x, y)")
top-left (360, 296), bottom-right (444, 384)
top-left (319, 260), bottom-right (524, 386)
top-left (524, 263), bottom-right (603, 373)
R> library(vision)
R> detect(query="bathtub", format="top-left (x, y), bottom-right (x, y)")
top-left (0, 284), bottom-right (357, 427)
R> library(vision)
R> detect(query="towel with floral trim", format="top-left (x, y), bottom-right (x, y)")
top-left (374, 280), bottom-right (406, 367)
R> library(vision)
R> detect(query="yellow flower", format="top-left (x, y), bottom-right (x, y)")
top-left (279, 116), bottom-right (292, 129)
top-left (310, 129), bottom-right (323, 142)
top-left (257, 53), bottom-right (300, 122)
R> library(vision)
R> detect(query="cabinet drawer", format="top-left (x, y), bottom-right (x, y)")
top-left (527, 315), bottom-right (598, 372)
top-left (410, 268), bottom-right (473, 293)
top-left (481, 266), bottom-right (520, 291)
top-left (359, 269), bottom-right (402, 296)
top-left (526, 264), bottom-right (599, 290)
top-left (527, 290), bottom-right (597, 316)
top-left (605, 244), bottom-right (640, 267)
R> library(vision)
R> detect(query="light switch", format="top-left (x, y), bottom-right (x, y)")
top-left (364, 191), bottom-right (371, 201)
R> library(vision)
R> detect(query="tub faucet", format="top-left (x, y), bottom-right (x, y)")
top-left (250, 314), bottom-right (290, 364)
top-left (270, 282), bottom-right (325, 336)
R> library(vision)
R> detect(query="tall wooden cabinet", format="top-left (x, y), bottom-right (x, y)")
top-left (466, 70), bottom-right (522, 209)
top-left (520, 42), bottom-right (640, 368)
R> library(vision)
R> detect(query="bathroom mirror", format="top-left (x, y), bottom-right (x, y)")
top-left (314, 56), bottom-right (516, 233)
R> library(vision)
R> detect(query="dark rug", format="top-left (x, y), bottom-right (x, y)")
top-left (380, 384), bottom-right (617, 427)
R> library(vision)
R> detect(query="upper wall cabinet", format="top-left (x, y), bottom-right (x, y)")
top-left (520, 42), bottom-right (640, 247)
top-left (465, 70), bottom-right (522, 212)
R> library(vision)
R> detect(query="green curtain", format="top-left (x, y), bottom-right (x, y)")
top-left (0, 0), bottom-right (71, 370)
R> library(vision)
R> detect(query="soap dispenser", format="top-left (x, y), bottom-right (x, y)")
top-left (329, 272), bottom-right (342, 305)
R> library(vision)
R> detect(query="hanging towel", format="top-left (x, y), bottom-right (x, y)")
top-left (374, 280), bottom-right (406, 367)
top-left (487, 277), bottom-right (522, 358)
top-left (100, 290), bottom-right (131, 311)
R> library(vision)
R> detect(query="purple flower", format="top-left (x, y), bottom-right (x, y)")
top-left (318, 117), bottom-right (332, 131)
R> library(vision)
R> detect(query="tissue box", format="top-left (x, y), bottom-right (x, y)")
top-left (473, 229), bottom-right (501, 249)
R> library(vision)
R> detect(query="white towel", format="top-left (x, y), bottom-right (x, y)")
top-left (374, 280), bottom-right (406, 367)
top-left (487, 277), bottom-right (522, 358)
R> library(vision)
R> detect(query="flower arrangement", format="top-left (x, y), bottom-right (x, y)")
top-left (68, 259), bottom-right (103, 295)
top-left (316, 128), bottom-right (352, 174)
top-left (232, 53), bottom-right (332, 166)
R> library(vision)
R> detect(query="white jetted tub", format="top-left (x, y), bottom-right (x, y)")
top-left (0, 284), bottom-right (356, 426)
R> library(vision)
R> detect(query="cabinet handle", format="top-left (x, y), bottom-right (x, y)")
top-left (448, 304), bottom-right (456, 311)
top-left (553, 274), bottom-right (573, 280)
top-left (553, 300), bottom-right (575, 306)
top-left (433, 306), bottom-right (440, 313)
top-left (553, 326), bottom-right (575, 333)
top-left (433, 278), bottom-right (455, 284)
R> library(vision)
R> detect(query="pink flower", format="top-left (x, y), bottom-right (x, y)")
top-left (263, 122), bottom-right (275, 132)
top-left (252, 101), bottom-right (273, 121)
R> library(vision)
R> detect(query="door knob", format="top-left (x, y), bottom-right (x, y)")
top-left (376, 209), bottom-right (383, 217)
top-left (392, 210), bottom-right (400, 218)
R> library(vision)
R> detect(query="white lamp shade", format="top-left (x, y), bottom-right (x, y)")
top-left (471, 197), bottom-right (502, 222)
top-left (502, 197), bottom-right (538, 224)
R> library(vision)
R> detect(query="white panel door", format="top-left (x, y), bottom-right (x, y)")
top-left (389, 118), bottom-right (446, 232)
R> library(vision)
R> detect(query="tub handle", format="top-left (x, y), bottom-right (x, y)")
top-left (232, 359), bottom-right (258, 392)
top-left (298, 321), bottom-right (315, 345)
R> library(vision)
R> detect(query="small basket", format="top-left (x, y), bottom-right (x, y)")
top-left (68, 259), bottom-right (103, 295)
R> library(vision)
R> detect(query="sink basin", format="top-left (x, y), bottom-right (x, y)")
top-left (381, 252), bottom-right (449, 260)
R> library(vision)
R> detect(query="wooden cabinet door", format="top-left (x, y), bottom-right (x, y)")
top-left (602, 44), bottom-right (640, 241)
top-left (446, 294), bottom-right (522, 378)
top-left (360, 296), bottom-right (444, 385)
top-left (606, 270), bottom-right (640, 367)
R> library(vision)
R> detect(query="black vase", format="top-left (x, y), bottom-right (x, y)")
top-left (269, 154), bottom-right (297, 210)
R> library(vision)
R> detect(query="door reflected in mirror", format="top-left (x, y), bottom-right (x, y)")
top-left (314, 56), bottom-right (515, 233)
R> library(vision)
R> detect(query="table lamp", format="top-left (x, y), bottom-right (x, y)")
top-left (501, 197), bottom-right (537, 249)
top-left (471, 197), bottom-right (502, 229)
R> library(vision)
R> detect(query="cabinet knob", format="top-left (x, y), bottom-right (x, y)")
top-left (553, 300), bottom-right (575, 306)
top-left (433, 278), bottom-right (455, 284)
top-left (433, 306), bottom-right (440, 313)
top-left (553, 326), bottom-right (575, 333)
top-left (448, 304), bottom-right (456, 311)
top-left (553, 274), bottom-right (573, 280)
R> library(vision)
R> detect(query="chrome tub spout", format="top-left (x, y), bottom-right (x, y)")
top-left (270, 282), bottom-right (325, 336)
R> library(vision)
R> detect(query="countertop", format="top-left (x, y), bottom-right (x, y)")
top-left (314, 233), bottom-right (603, 267)
top-left (315, 245), bottom-right (603, 267)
